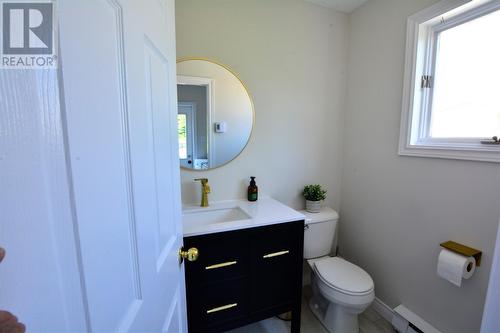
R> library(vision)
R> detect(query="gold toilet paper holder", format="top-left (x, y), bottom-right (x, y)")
top-left (440, 241), bottom-right (482, 267)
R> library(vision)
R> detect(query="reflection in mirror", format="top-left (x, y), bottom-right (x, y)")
top-left (177, 59), bottom-right (254, 170)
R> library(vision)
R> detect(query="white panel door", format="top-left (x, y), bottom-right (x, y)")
top-left (0, 68), bottom-right (88, 332)
top-left (58, 0), bottom-right (186, 332)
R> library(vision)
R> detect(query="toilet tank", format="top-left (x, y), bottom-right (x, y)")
top-left (300, 207), bottom-right (339, 259)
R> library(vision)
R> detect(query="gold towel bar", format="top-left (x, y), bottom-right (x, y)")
top-left (263, 250), bottom-right (290, 259)
top-left (206, 303), bottom-right (238, 314)
top-left (205, 261), bottom-right (237, 270)
top-left (440, 241), bottom-right (482, 266)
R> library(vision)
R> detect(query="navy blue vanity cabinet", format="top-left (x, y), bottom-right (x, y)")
top-left (183, 220), bottom-right (304, 333)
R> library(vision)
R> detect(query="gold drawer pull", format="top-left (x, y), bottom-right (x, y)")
top-left (263, 250), bottom-right (290, 259)
top-left (205, 261), bottom-right (237, 270)
top-left (206, 303), bottom-right (238, 314)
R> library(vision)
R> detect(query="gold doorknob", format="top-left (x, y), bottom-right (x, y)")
top-left (179, 247), bottom-right (199, 264)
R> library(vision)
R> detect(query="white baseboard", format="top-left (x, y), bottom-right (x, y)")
top-left (372, 297), bottom-right (395, 323)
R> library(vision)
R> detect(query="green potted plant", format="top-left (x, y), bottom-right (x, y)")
top-left (303, 184), bottom-right (327, 213)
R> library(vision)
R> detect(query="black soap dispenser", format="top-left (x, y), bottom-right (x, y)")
top-left (247, 177), bottom-right (258, 202)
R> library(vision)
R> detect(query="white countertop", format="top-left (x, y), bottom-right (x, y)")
top-left (182, 197), bottom-right (306, 237)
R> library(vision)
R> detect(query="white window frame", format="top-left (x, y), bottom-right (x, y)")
top-left (399, 0), bottom-right (500, 163)
top-left (177, 75), bottom-right (215, 168)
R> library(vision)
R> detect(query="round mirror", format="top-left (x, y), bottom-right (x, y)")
top-left (177, 58), bottom-right (254, 170)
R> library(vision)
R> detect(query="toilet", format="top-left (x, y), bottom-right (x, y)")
top-left (301, 207), bottom-right (374, 333)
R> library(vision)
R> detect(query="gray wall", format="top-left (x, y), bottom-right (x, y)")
top-left (177, 85), bottom-right (208, 159)
top-left (176, 0), bottom-right (348, 208)
top-left (341, 1), bottom-right (500, 332)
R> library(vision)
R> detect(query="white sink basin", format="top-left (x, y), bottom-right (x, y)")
top-left (182, 198), bottom-right (306, 237)
top-left (182, 206), bottom-right (251, 229)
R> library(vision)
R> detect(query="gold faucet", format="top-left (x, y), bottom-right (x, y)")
top-left (194, 178), bottom-right (211, 207)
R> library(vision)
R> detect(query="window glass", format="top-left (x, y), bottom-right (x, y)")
top-left (430, 9), bottom-right (500, 138)
top-left (178, 114), bottom-right (187, 159)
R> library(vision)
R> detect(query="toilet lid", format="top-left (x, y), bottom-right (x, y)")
top-left (314, 257), bottom-right (374, 295)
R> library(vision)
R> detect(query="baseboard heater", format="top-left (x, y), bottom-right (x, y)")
top-left (392, 305), bottom-right (442, 333)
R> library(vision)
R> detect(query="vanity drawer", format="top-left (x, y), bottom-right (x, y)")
top-left (188, 279), bottom-right (248, 332)
top-left (184, 230), bottom-right (250, 285)
top-left (250, 222), bottom-right (304, 309)
top-left (251, 221), bottom-right (303, 261)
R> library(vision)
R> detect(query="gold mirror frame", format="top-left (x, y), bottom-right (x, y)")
top-left (176, 57), bottom-right (255, 171)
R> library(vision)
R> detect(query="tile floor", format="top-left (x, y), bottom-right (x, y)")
top-left (227, 286), bottom-right (395, 333)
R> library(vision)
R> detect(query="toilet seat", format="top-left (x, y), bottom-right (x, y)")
top-left (313, 257), bottom-right (374, 296)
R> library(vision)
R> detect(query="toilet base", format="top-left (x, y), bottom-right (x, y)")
top-left (308, 294), bottom-right (361, 333)
top-left (308, 296), bottom-right (328, 330)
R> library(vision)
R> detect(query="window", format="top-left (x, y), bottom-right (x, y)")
top-left (178, 114), bottom-right (187, 159)
top-left (399, 0), bottom-right (500, 162)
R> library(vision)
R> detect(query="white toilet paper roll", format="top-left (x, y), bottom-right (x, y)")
top-left (437, 248), bottom-right (476, 287)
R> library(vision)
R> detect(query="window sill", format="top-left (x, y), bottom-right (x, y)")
top-left (398, 142), bottom-right (500, 163)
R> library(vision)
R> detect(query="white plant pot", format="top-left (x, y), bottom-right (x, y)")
top-left (306, 200), bottom-right (322, 213)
